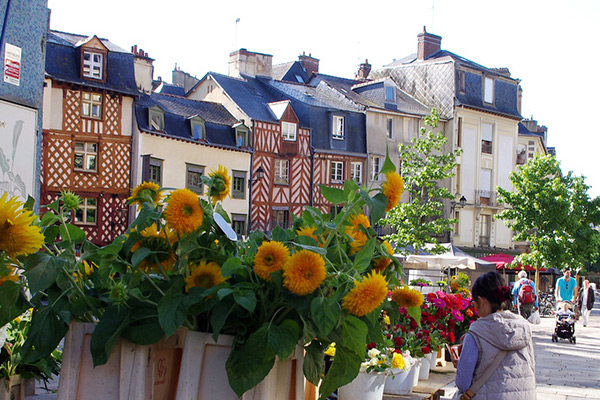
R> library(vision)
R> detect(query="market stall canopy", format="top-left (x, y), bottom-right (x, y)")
top-left (479, 253), bottom-right (546, 272)
top-left (405, 243), bottom-right (496, 271)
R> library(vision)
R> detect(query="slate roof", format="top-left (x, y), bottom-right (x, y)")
top-left (135, 93), bottom-right (242, 149)
top-left (156, 82), bottom-right (186, 97)
top-left (518, 122), bottom-right (546, 139)
top-left (45, 30), bottom-right (138, 96)
top-left (272, 61), bottom-right (309, 83)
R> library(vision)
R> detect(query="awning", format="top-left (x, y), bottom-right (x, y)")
top-left (479, 253), bottom-right (546, 272)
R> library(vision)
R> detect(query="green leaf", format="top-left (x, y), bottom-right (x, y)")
top-left (210, 297), bottom-right (235, 340)
top-left (319, 185), bottom-right (345, 205)
top-left (342, 315), bottom-right (367, 356)
top-left (123, 318), bottom-right (165, 345)
top-left (407, 306), bottom-right (422, 327)
top-left (303, 341), bottom-right (324, 386)
top-left (221, 257), bottom-right (243, 278)
top-left (22, 252), bottom-right (62, 293)
top-left (131, 247), bottom-right (151, 267)
top-left (292, 241), bottom-right (327, 255)
top-left (158, 278), bottom-right (188, 338)
top-left (233, 288), bottom-right (257, 313)
top-left (59, 223), bottom-right (87, 244)
top-left (97, 239), bottom-right (124, 256)
top-left (43, 226), bottom-right (59, 244)
top-left (319, 344), bottom-right (362, 399)
top-left (369, 193), bottom-right (388, 224)
top-left (90, 306), bottom-right (130, 366)
top-left (21, 307), bottom-right (68, 364)
top-left (40, 211), bottom-right (60, 227)
top-left (0, 281), bottom-right (30, 326)
top-left (310, 297), bottom-right (340, 337)
top-left (226, 326), bottom-right (276, 397)
top-left (270, 319), bottom-right (300, 360)
top-left (343, 179), bottom-right (359, 197)
top-left (352, 238), bottom-right (376, 273)
top-left (380, 145), bottom-right (396, 175)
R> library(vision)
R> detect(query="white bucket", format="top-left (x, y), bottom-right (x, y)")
top-left (418, 356), bottom-right (431, 380)
top-left (384, 364), bottom-right (417, 395)
top-left (338, 371), bottom-right (386, 400)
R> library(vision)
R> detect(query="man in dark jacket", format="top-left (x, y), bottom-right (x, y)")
top-left (578, 280), bottom-right (595, 327)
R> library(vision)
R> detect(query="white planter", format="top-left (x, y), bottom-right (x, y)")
top-left (338, 371), bottom-right (386, 400)
top-left (384, 364), bottom-right (417, 395)
top-left (428, 351), bottom-right (437, 371)
top-left (418, 357), bottom-right (431, 380)
top-left (0, 375), bottom-right (24, 400)
top-left (412, 361), bottom-right (421, 387)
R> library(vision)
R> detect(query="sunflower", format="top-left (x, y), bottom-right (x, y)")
top-left (383, 172), bottom-right (404, 211)
top-left (0, 266), bottom-right (19, 286)
top-left (283, 250), bottom-right (326, 295)
top-left (296, 226), bottom-right (322, 246)
top-left (164, 189), bottom-right (204, 235)
top-left (372, 240), bottom-right (394, 272)
top-left (346, 213), bottom-right (371, 235)
top-left (208, 165), bottom-right (231, 203)
top-left (130, 224), bottom-right (177, 274)
top-left (349, 232), bottom-right (368, 255)
top-left (391, 286), bottom-right (424, 308)
top-left (0, 193), bottom-right (44, 258)
top-left (185, 260), bottom-right (226, 292)
top-left (128, 181), bottom-right (163, 210)
top-left (342, 271), bottom-right (388, 317)
top-left (253, 241), bottom-right (290, 281)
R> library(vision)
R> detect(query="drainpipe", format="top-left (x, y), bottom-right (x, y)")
top-left (247, 121), bottom-right (255, 234)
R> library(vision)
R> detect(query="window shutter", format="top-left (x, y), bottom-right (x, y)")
top-left (142, 155), bottom-right (151, 182)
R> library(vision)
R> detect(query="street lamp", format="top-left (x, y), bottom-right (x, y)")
top-left (449, 195), bottom-right (467, 243)
top-left (249, 166), bottom-right (265, 184)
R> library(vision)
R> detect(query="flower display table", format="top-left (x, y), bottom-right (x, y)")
top-left (383, 367), bottom-right (455, 400)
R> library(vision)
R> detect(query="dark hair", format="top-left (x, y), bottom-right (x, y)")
top-left (471, 272), bottom-right (513, 313)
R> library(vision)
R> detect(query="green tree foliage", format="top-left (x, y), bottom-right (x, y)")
top-left (381, 109), bottom-right (462, 254)
top-left (496, 154), bottom-right (600, 272)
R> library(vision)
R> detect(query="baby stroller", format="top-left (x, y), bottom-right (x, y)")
top-left (552, 301), bottom-right (576, 344)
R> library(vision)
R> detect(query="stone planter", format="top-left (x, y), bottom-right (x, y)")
top-left (0, 375), bottom-right (25, 400)
top-left (338, 371), bottom-right (386, 400)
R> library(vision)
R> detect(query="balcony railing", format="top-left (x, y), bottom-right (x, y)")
top-left (474, 190), bottom-right (498, 207)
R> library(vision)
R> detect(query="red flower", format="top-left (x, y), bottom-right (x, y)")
top-left (367, 342), bottom-right (377, 349)
top-left (393, 336), bottom-right (403, 347)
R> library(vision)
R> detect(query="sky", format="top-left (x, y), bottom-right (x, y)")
top-left (46, 0), bottom-right (600, 196)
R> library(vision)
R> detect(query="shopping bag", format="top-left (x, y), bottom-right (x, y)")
top-left (527, 309), bottom-right (541, 324)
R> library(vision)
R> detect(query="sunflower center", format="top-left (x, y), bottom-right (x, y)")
top-left (183, 205), bottom-right (194, 216)
top-left (0, 221), bottom-right (17, 253)
top-left (195, 274), bottom-right (213, 288)
top-left (264, 254), bottom-right (275, 265)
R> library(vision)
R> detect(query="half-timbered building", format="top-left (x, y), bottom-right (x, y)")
top-left (42, 30), bottom-right (138, 244)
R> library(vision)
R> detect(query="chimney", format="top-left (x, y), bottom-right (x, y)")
top-left (228, 48), bottom-right (273, 78)
top-left (172, 66), bottom-right (200, 94)
top-left (357, 59), bottom-right (371, 80)
top-left (298, 51), bottom-right (319, 77)
top-left (417, 26), bottom-right (442, 61)
top-left (131, 45), bottom-right (154, 94)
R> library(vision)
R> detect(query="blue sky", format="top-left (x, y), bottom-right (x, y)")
top-left (47, 0), bottom-right (600, 196)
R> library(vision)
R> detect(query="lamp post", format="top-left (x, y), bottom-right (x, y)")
top-left (449, 195), bottom-right (467, 243)
top-left (247, 166), bottom-right (265, 235)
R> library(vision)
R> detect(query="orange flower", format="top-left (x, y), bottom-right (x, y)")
top-left (283, 250), bottom-right (326, 295)
top-left (185, 260), bottom-right (226, 292)
top-left (372, 241), bottom-right (394, 273)
top-left (164, 189), bottom-right (204, 235)
top-left (297, 226), bottom-right (322, 246)
top-left (342, 272), bottom-right (388, 317)
top-left (391, 286), bottom-right (424, 308)
top-left (0, 193), bottom-right (44, 258)
top-left (383, 172), bottom-right (404, 211)
top-left (254, 241), bottom-right (290, 281)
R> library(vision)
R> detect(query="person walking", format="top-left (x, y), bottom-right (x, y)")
top-left (578, 280), bottom-right (595, 327)
top-left (456, 272), bottom-right (536, 400)
top-left (555, 269), bottom-right (576, 304)
top-left (512, 270), bottom-right (538, 320)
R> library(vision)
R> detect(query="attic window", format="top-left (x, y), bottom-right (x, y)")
top-left (236, 127), bottom-right (249, 147)
top-left (484, 77), bottom-right (495, 104)
top-left (190, 117), bottom-right (205, 140)
top-left (385, 86), bottom-right (395, 101)
top-left (83, 51), bottom-right (103, 79)
top-left (149, 108), bottom-right (164, 131)
top-left (282, 122), bottom-right (297, 141)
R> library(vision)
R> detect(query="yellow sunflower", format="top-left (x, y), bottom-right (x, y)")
top-left (253, 241), bottom-right (290, 281)
top-left (383, 172), bottom-right (404, 211)
top-left (346, 213), bottom-right (371, 234)
top-left (391, 286), bottom-right (424, 308)
top-left (342, 271), bottom-right (388, 317)
top-left (185, 260), bottom-right (226, 292)
top-left (349, 231), bottom-right (368, 255)
top-left (128, 181), bottom-right (163, 210)
top-left (283, 250), bottom-right (326, 295)
top-left (0, 266), bottom-right (19, 286)
top-left (0, 193), bottom-right (44, 258)
top-left (130, 224), bottom-right (177, 274)
top-left (164, 189), bottom-right (204, 235)
top-left (297, 226), bottom-right (322, 247)
top-left (372, 240), bottom-right (394, 272)
top-left (208, 165), bottom-right (231, 203)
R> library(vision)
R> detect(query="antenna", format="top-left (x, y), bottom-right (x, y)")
top-left (431, 0), bottom-right (435, 31)
top-left (235, 18), bottom-right (240, 50)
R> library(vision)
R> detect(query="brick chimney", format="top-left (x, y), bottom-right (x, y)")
top-left (357, 59), bottom-right (371, 80)
top-left (228, 49), bottom-right (273, 78)
top-left (298, 51), bottom-right (319, 77)
top-left (417, 26), bottom-right (442, 61)
top-left (131, 45), bottom-right (154, 94)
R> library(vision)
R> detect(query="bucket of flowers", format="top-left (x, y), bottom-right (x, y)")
top-left (0, 151), bottom-right (407, 400)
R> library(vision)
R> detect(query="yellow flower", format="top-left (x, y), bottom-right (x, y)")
top-left (383, 172), bottom-right (404, 211)
top-left (254, 241), bottom-right (290, 281)
top-left (164, 189), bottom-right (204, 235)
top-left (349, 232), bottom-right (368, 255)
top-left (383, 315), bottom-right (391, 325)
top-left (208, 165), bottom-right (231, 203)
top-left (128, 181), bottom-right (163, 210)
top-left (283, 250), bottom-right (326, 295)
top-left (342, 272), bottom-right (388, 317)
top-left (0, 193), bottom-right (44, 258)
top-left (372, 240), bottom-right (394, 272)
top-left (185, 260), bottom-right (226, 292)
top-left (347, 213), bottom-right (370, 234)
top-left (392, 353), bottom-right (405, 370)
top-left (74, 260), bottom-right (98, 282)
top-left (391, 286), bottom-right (424, 308)
top-left (130, 224), bottom-right (177, 274)
top-left (0, 266), bottom-right (19, 286)
top-left (297, 226), bottom-right (322, 246)
top-left (325, 343), bottom-right (336, 357)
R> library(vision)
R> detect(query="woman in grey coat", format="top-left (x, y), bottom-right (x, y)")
top-left (456, 272), bottom-right (536, 399)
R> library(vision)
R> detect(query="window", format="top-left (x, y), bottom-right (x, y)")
top-left (186, 164), bottom-right (204, 194)
top-left (231, 214), bottom-right (247, 236)
top-left (74, 142), bottom-right (97, 172)
top-left (83, 51), bottom-right (103, 79)
top-left (457, 117), bottom-right (462, 147)
top-left (403, 118), bottom-right (417, 142)
top-left (455, 164), bottom-right (461, 194)
top-left (274, 159), bottom-right (289, 185)
top-left (370, 156), bottom-right (382, 181)
top-left (484, 77), bottom-right (494, 104)
top-left (480, 168), bottom-right (492, 198)
top-left (81, 92), bottom-right (102, 119)
top-left (281, 122), bottom-right (297, 141)
top-left (351, 162), bottom-right (362, 184)
top-left (480, 214), bottom-right (491, 246)
top-left (236, 128), bottom-right (248, 147)
top-left (273, 209), bottom-right (290, 229)
top-left (517, 144), bottom-right (527, 165)
top-left (149, 158), bottom-right (162, 185)
top-left (331, 161), bottom-right (344, 183)
top-left (482, 123), bottom-right (493, 154)
top-left (74, 197), bottom-right (97, 225)
top-left (149, 108), bottom-right (164, 131)
top-left (232, 170), bottom-right (246, 199)
top-left (386, 118), bottom-right (394, 139)
top-left (385, 86), bottom-right (395, 101)
top-left (191, 118), bottom-right (205, 140)
top-left (528, 140), bottom-right (535, 159)
top-left (332, 115), bottom-right (344, 139)
top-left (454, 211), bottom-right (460, 235)
top-left (459, 71), bottom-right (466, 93)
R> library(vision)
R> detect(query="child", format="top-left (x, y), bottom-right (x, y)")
top-left (556, 302), bottom-right (575, 325)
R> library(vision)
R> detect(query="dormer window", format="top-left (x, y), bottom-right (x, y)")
top-left (149, 107), bottom-right (164, 131)
top-left (190, 117), bottom-right (206, 140)
top-left (332, 115), bottom-right (344, 140)
top-left (484, 77), bottom-right (495, 104)
top-left (281, 122), bottom-right (297, 141)
top-left (385, 86), bottom-right (395, 102)
top-left (234, 123), bottom-right (249, 147)
top-left (83, 51), bottom-right (104, 80)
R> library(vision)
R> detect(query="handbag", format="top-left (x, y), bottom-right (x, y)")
top-left (453, 350), bottom-right (508, 400)
top-left (527, 309), bottom-right (541, 325)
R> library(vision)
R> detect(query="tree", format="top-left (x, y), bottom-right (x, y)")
top-left (381, 109), bottom-right (462, 254)
top-left (496, 154), bottom-right (600, 273)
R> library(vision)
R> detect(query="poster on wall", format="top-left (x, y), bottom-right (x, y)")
top-left (0, 100), bottom-right (37, 201)
top-left (3, 43), bottom-right (22, 86)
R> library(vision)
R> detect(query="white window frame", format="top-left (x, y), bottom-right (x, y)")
top-left (331, 161), bottom-right (344, 183)
top-left (351, 162), bottom-right (362, 184)
top-left (191, 119), bottom-right (205, 140)
top-left (484, 77), bottom-right (495, 104)
top-left (332, 115), bottom-right (344, 140)
top-left (81, 92), bottom-right (102, 119)
top-left (74, 142), bottom-right (98, 172)
top-left (83, 51), bottom-right (103, 79)
top-left (149, 108), bottom-right (165, 131)
top-left (370, 156), bottom-right (382, 181)
top-left (482, 122), bottom-right (493, 154)
top-left (74, 197), bottom-right (98, 225)
top-left (281, 122), bottom-right (297, 141)
top-left (274, 159), bottom-right (289, 185)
